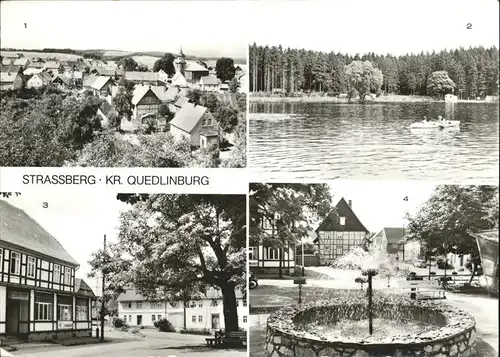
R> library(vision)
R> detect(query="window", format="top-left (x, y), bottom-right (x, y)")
top-left (129, 315), bottom-right (132, 322)
top-left (157, 315), bottom-right (161, 320)
top-left (35, 293), bottom-right (53, 321)
top-left (266, 247), bottom-right (279, 260)
top-left (151, 302), bottom-right (162, 309)
top-left (152, 315), bottom-right (156, 322)
top-left (53, 264), bottom-right (61, 283)
top-left (243, 300), bottom-right (247, 307)
top-left (10, 252), bottom-right (20, 275)
top-left (27, 256), bottom-right (36, 278)
top-left (205, 117), bottom-right (213, 126)
top-left (198, 301), bottom-right (203, 307)
top-left (248, 247), bottom-right (257, 260)
top-left (339, 217), bottom-right (346, 226)
top-left (192, 315), bottom-right (196, 323)
top-left (0, 248), bottom-right (3, 272)
top-left (136, 302), bottom-right (142, 309)
top-left (64, 267), bottom-right (71, 285)
top-left (124, 315), bottom-right (127, 323)
top-left (190, 301), bottom-right (196, 308)
top-left (336, 247), bottom-right (343, 255)
top-left (76, 298), bottom-right (89, 321)
top-left (236, 300), bottom-right (239, 307)
top-left (211, 299), bottom-right (219, 307)
top-left (198, 315), bottom-right (203, 323)
top-left (127, 302), bottom-right (132, 308)
top-left (262, 219), bottom-right (272, 230)
top-left (58, 295), bottom-right (73, 321)
top-left (243, 316), bottom-right (247, 323)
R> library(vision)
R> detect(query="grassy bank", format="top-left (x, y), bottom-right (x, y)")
top-left (250, 94), bottom-right (495, 104)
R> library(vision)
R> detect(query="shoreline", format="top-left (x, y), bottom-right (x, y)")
top-left (249, 95), bottom-right (497, 104)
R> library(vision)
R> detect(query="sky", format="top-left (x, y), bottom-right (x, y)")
top-left (249, 0), bottom-right (499, 55)
top-left (3, 192), bottom-right (129, 295)
top-left (0, 1), bottom-right (248, 59)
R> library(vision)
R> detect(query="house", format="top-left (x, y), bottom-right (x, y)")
top-left (199, 76), bottom-right (219, 92)
top-left (157, 69), bottom-right (170, 85)
top-left (0, 71), bottom-right (23, 91)
top-left (184, 62), bottom-right (210, 85)
top-left (234, 65), bottom-right (246, 79)
top-left (174, 96), bottom-right (189, 109)
top-left (117, 286), bottom-right (247, 331)
top-left (51, 74), bottom-right (69, 87)
top-left (131, 85), bottom-right (162, 120)
top-left (314, 198), bottom-right (370, 264)
top-left (23, 68), bottom-right (44, 76)
top-left (444, 94), bottom-right (458, 103)
top-left (219, 83), bottom-right (229, 92)
top-left (372, 227), bottom-right (408, 261)
top-left (124, 71), bottom-right (160, 86)
top-left (170, 102), bottom-right (219, 148)
top-left (13, 58), bottom-right (30, 68)
top-left (43, 61), bottom-right (62, 73)
top-left (90, 76), bottom-right (115, 98)
top-left (26, 72), bottom-right (52, 89)
top-left (83, 75), bottom-right (99, 90)
top-left (1, 58), bottom-right (14, 66)
top-left (0, 200), bottom-right (95, 340)
top-left (249, 217), bottom-right (296, 276)
top-left (171, 72), bottom-right (187, 87)
top-left (95, 67), bottom-right (124, 79)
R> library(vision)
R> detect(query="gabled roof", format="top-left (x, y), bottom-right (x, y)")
top-left (2, 58), bottom-right (14, 66)
top-left (52, 74), bottom-right (69, 84)
top-left (315, 198), bottom-right (369, 237)
top-left (91, 76), bottom-right (113, 90)
top-left (382, 227), bottom-right (406, 245)
top-left (170, 102), bottom-right (209, 133)
top-left (132, 85), bottom-right (161, 106)
top-left (0, 71), bottom-right (20, 83)
top-left (29, 72), bottom-right (52, 85)
top-left (44, 61), bottom-right (61, 69)
top-left (98, 67), bottom-right (124, 76)
top-left (124, 71), bottom-right (159, 82)
top-left (185, 61), bottom-right (209, 72)
top-left (200, 75), bottom-right (219, 86)
top-left (83, 75), bottom-right (99, 87)
top-left (24, 67), bottom-right (44, 76)
top-left (0, 65), bottom-right (22, 74)
top-left (165, 86), bottom-right (180, 101)
top-left (63, 71), bottom-right (83, 80)
top-left (14, 58), bottom-right (29, 66)
top-left (174, 96), bottom-right (189, 108)
top-left (75, 278), bottom-right (96, 298)
top-left (171, 71), bottom-right (187, 84)
top-left (0, 200), bottom-right (79, 266)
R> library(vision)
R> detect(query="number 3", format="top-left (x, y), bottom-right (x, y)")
top-left (466, 23), bottom-right (472, 29)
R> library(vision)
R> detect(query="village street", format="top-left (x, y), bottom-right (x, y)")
top-left (6, 330), bottom-right (246, 357)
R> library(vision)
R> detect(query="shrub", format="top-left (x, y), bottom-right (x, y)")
top-left (154, 318), bottom-right (176, 332)
top-left (436, 259), bottom-right (454, 270)
top-left (179, 328), bottom-right (212, 335)
top-left (113, 318), bottom-right (125, 328)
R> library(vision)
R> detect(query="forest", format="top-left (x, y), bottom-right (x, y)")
top-left (249, 44), bottom-right (499, 99)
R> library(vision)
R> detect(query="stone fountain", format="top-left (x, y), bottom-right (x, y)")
top-left (264, 248), bottom-right (477, 357)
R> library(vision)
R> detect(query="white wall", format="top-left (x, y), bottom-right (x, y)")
top-left (0, 286), bottom-right (6, 334)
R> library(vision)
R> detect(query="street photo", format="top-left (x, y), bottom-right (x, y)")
top-left (248, 0), bottom-right (499, 182)
top-left (0, 1), bottom-right (247, 168)
top-left (0, 192), bottom-right (247, 357)
top-left (249, 182), bottom-right (498, 357)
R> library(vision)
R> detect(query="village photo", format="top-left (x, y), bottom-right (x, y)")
top-left (248, 0), bottom-right (499, 182)
top-left (0, 1), bottom-right (247, 168)
top-left (249, 182), bottom-right (499, 357)
top-left (0, 192), bottom-right (247, 357)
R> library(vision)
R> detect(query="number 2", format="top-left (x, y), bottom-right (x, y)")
top-left (466, 23), bottom-right (472, 29)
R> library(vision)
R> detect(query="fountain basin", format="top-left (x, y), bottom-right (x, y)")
top-left (265, 296), bottom-right (477, 357)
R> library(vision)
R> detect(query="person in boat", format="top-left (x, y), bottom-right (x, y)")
top-left (423, 116), bottom-right (429, 123)
top-left (438, 115), bottom-right (446, 123)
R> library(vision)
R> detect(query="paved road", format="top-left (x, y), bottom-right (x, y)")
top-left (11, 330), bottom-right (246, 357)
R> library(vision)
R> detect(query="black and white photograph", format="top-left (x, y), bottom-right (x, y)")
top-left (0, 1), bottom-right (247, 168)
top-left (0, 192), bottom-right (247, 357)
top-left (249, 182), bottom-right (498, 357)
top-left (248, 0), bottom-right (499, 182)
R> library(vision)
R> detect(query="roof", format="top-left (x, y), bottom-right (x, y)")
top-left (472, 229), bottom-right (498, 243)
top-left (75, 278), bottom-right (96, 298)
top-left (165, 86), bottom-right (180, 101)
top-left (171, 71), bottom-right (186, 83)
top-left (124, 71), bottom-right (159, 82)
top-left (174, 96), bottom-right (189, 108)
top-left (118, 286), bottom-right (244, 302)
top-left (29, 72), bottom-right (52, 85)
top-left (201, 75), bottom-right (219, 85)
top-left (381, 227), bottom-right (406, 245)
top-left (14, 58), bottom-right (29, 66)
top-left (98, 67), bottom-right (124, 76)
top-left (170, 102), bottom-right (209, 133)
top-left (1, 65), bottom-right (22, 74)
top-left (83, 75), bottom-right (99, 87)
top-left (52, 74), bottom-right (69, 84)
top-left (24, 67), bottom-right (44, 76)
top-left (132, 85), bottom-right (161, 106)
top-left (185, 61), bottom-right (209, 72)
top-left (0, 71), bottom-right (21, 83)
top-left (0, 200), bottom-right (79, 266)
top-left (2, 58), bottom-right (14, 66)
top-left (63, 71), bottom-right (83, 80)
top-left (91, 76), bottom-right (113, 90)
top-left (44, 61), bottom-right (61, 69)
top-left (315, 198), bottom-right (369, 240)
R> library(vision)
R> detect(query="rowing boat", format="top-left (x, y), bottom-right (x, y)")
top-left (410, 120), bottom-right (460, 130)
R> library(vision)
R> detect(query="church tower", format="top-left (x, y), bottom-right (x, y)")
top-left (174, 46), bottom-right (186, 75)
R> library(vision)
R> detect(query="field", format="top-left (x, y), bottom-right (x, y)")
top-left (132, 55), bottom-right (161, 69)
top-left (1, 50), bottom-right (82, 61)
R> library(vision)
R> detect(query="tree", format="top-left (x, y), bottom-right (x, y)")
top-left (215, 57), bottom-right (236, 82)
top-left (119, 57), bottom-right (140, 71)
top-left (113, 87), bottom-right (134, 122)
top-left (187, 89), bottom-right (202, 106)
top-left (158, 103), bottom-right (174, 122)
top-left (200, 92), bottom-right (221, 114)
top-left (344, 60), bottom-right (383, 101)
top-left (88, 194), bottom-right (246, 332)
top-left (426, 71), bottom-right (455, 99)
top-left (406, 185), bottom-right (498, 283)
top-left (153, 53), bottom-right (175, 76)
top-left (228, 77), bottom-right (241, 93)
top-left (217, 104), bottom-right (239, 134)
top-left (249, 184), bottom-right (332, 278)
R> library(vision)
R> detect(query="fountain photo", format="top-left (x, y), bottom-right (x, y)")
top-left (248, 0), bottom-right (499, 182)
top-left (248, 182), bottom-right (498, 357)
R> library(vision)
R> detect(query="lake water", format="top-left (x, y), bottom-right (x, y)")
top-left (249, 102), bottom-right (499, 182)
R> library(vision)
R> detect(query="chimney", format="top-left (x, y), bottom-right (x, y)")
top-left (348, 200), bottom-right (352, 208)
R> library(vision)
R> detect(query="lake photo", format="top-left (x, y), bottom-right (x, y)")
top-left (249, 102), bottom-right (499, 182)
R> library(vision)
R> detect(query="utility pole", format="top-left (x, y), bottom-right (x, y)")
top-left (100, 234), bottom-right (106, 341)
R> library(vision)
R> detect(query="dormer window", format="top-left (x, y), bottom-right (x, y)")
top-left (340, 217), bottom-right (346, 226)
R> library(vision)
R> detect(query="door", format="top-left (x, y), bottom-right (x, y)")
top-left (6, 300), bottom-right (19, 334)
top-left (211, 313), bottom-right (220, 329)
top-left (137, 315), bottom-right (142, 326)
top-left (200, 135), bottom-right (207, 149)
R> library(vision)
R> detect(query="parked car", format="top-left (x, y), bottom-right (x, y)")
top-left (249, 272), bottom-right (258, 289)
top-left (413, 260), bottom-right (427, 268)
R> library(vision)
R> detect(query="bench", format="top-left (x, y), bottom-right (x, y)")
top-left (397, 279), bottom-right (446, 300)
top-left (205, 337), bottom-right (223, 347)
top-left (224, 330), bottom-right (247, 347)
